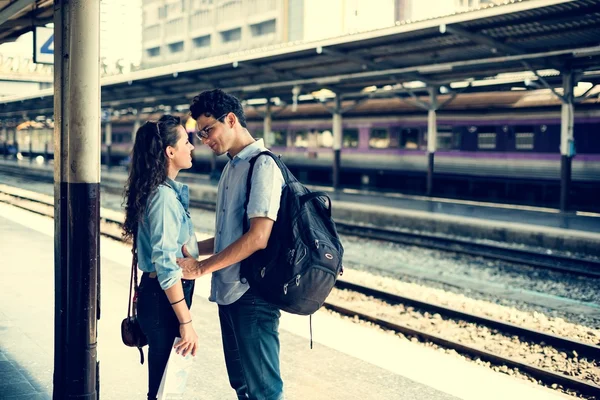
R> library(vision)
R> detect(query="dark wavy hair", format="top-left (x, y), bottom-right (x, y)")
top-left (189, 89), bottom-right (247, 128)
top-left (122, 114), bottom-right (182, 240)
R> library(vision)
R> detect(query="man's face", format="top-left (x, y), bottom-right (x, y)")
top-left (196, 113), bottom-right (231, 156)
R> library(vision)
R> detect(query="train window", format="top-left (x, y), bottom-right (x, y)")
top-left (343, 129), bottom-right (359, 148)
top-left (515, 132), bottom-right (534, 150)
top-left (317, 130), bottom-right (333, 148)
top-left (477, 133), bottom-right (496, 150)
top-left (437, 126), bottom-right (459, 150)
top-left (294, 131), bottom-right (308, 148)
top-left (369, 128), bottom-right (389, 148)
top-left (271, 130), bottom-right (286, 147)
top-left (400, 128), bottom-right (419, 149)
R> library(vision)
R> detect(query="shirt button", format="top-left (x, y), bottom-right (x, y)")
top-left (226, 186), bottom-right (228, 190)
top-left (222, 209), bottom-right (225, 212)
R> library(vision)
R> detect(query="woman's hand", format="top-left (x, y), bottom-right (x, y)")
top-left (174, 322), bottom-right (198, 357)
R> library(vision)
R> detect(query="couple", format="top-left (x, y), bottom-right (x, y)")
top-left (122, 89), bottom-right (285, 400)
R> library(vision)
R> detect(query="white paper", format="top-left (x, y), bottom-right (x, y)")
top-left (157, 337), bottom-right (196, 400)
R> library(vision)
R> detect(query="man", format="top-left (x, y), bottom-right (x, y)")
top-left (177, 89), bottom-right (285, 400)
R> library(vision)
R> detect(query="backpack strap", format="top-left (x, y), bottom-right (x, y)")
top-left (242, 150), bottom-right (291, 233)
top-left (299, 192), bottom-right (331, 218)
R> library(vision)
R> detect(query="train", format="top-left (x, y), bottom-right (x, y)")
top-left (4, 98), bottom-right (600, 212)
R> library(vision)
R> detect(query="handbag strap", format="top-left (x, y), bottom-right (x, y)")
top-left (127, 234), bottom-right (139, 319)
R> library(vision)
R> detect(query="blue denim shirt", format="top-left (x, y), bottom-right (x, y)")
top-left (210, 139), bottom-right (285, 305)
top-left (137, 177), bottom-right (199, 290)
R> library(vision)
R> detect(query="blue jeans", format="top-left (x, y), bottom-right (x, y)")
top-left (137, 273), bottom-right (195, 400)
top-left (218, 287), bottom-right (283, 400)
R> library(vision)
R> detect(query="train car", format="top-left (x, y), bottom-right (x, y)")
top-left (9, 105), bottom-right (600, 211)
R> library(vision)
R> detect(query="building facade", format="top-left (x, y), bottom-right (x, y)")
top-left (142, 0), bottom-right (287, 68)
top-left (140, 0), bottom-right (506, 68)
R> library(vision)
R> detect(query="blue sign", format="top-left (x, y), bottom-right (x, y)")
top-left (34, 27), bottom-right (54, 65)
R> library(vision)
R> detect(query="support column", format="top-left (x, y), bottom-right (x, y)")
top-left (426, 87), bottom-right (438, 197)
top-left (53, 2), bottom-right (70, 398)
top-left (332, 95), bottom-right (342, 191)
top-left (1, 126), bottom-right (7, 159)
top-left (105, 113), bottom-right (112, 169)
top-left (12, 127), bottom-right (18, 153)
top-left (263, 101), bottom-right (272, 147)
top-left (54, 1), bottom-right (101, 399)
top-left (29, 130), bottom-right (33, 163)
top-left (560, 71), bottom-right (575, 212)
top-left (45, 127), bottom-right (51, 164)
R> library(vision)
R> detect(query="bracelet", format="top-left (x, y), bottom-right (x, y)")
top-left (170, 298), bottom-right (185, 306)
top-left (180, 320), bottom-right (192, 325)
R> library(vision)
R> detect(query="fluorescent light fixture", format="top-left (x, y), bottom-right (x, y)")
top-left (417, 64), bottom-right (452, 73)
top-left (246, 98), bottom-right (268, 105)
top-left (450, 81), bottom-right (470, 89)
top-left (243, 85), bottom-right (262, 92)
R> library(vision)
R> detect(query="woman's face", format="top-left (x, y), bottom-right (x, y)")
top-left (168, 125), bottom-right (195, 171)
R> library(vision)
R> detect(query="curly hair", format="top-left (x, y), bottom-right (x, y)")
top-left (189, 89), bottom-right (247, 128)
top-left (122, 115), bottom-right (182, 240)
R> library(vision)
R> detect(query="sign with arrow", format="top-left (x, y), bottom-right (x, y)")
top-left (33, 27), bottom-right (54, 65)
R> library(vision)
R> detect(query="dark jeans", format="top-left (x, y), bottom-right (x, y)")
top-left (137, 273), bottom-right (195, 400)
top-left (218, 287), bottom-right (283, 400)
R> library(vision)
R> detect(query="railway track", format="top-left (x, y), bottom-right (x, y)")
top-left (2, 162), bottom-right (600, 278)
top-left (1, 185), bottom-right (600, 397)
top-left (324, 281), bottom-right (600, 398)
top-left (333, 222), bottom-right (600, 279)
top-left (187, 198), bottom-right (600, 278)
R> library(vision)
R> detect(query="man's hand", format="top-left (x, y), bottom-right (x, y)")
top-left (177, 245), bottom-right (202, 279)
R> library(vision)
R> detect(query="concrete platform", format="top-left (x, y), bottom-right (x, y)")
top-left (1, 159), bottom-right (599, 256)
top-left (0, 202), bottom-right (572, 400)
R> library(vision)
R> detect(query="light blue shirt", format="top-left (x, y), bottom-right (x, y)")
top-left (137, 177), bottom-right (199, 290)
top-left (210, 139), bottom-right (285, 305)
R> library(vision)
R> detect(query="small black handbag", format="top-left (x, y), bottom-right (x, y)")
top-left (121, 238), bottom-right (148, 364)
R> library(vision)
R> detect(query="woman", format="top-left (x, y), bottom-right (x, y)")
top-left (123, 115), bottom-right (199, 400)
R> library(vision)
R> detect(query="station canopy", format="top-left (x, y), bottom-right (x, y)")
top-left (0, 0), bottom-right (53, 46)
top-left (1, 0), bottom-right (600, 117)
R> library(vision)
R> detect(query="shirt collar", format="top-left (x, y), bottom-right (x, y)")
top-left (229, 139), bottom-right (266, 165)
top-left (164, 177), bottom-right (189, 209)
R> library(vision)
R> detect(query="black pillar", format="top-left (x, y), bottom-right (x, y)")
top-left (426, 152), bottom-right (434, 196)
top-left (559, 71), bottom-right (574, 212)
top-left (333, 149), bottom-right (341, 190)
top-left (53, 1), bottom-right (101, 398)
top-left (106, 143), bottom-right (112, 169)
top-left (560, 155), bottom-right (572, 212)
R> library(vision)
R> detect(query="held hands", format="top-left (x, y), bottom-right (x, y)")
top-left (177, 245), bottom-right (202, 279)
top-left (174, 321), bottom-right (198, 357)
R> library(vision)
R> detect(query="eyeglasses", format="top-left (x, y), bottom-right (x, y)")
top-left (195, 113), bottom-right (228, 140)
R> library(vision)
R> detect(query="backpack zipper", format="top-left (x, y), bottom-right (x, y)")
top-left (294, 248), bottom-right (307, 265)
top-left (282, 264), bottom-right (337, 295)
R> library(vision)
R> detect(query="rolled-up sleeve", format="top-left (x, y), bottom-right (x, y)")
top-left (146, 187), bottom-right (183, 290)
top-left (247, 156), bottom-right (285, 221)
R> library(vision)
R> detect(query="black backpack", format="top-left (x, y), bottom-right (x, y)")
top-left (241, 151), bottom-right (344, 316)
